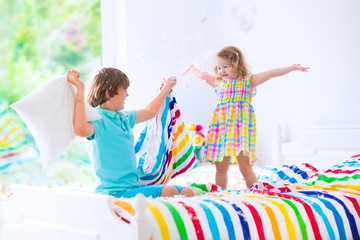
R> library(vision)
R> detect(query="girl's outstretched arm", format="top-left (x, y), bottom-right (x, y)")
top-left (251, 64), bottom-right (309, 88)
top-left (135, 77), bottom-right (177, 124)
top-left (182, 64), bottom-right (217, 88)
top-left (67, 70), bottom-right (95, 138)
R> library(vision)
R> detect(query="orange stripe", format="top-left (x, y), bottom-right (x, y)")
top-left (172, 122), bottom-right (185, 142)
top-left (112, 200), bottom-right (135, 216)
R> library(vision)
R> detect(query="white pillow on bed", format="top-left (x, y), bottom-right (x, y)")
top-left (11, 75), bottom-right (101, 171)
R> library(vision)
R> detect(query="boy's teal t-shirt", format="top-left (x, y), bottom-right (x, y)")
top-left (88, 108), bottom-right (142, 194)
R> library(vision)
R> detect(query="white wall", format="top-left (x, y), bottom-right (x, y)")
top-left (101, 0), bottom-right (360, 166)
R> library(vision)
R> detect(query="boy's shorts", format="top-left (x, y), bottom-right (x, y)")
top-left (110, 185), bottom-right (184, 198)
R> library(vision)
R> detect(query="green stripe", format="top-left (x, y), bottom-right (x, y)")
top-left (317, 174), bottom-right (360, 183)
top-left (172, 145), bottom-right (193, 169)
top-left (190, 183), bottom-right (208, 192)
top-left (282, 198), bottom-right (308, 240)
top-left (307, 174), bottom-right (360, 185)
top-left (267, 196), bottom-right (308, 239)
top-left (159, 200), bottom-right (188, 240)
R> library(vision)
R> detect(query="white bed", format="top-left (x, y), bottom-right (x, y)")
top-left (274, 125), bottom-right (360, 169)
top-left (0, 125), bottom-right (359, 240)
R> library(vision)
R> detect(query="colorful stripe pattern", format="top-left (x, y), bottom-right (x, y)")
top-left (305, 154), bottom-right (360, 187)
top-left (0, 100), bottom-right (37, 170)
top-left (114, 186), bottom-right (360, 240)
top-left (256, 163), bottom-right (318, 184)
top-left (135, 90), bottom-right (197, 185)
top-left (113, 155), bottom-right (360, 240)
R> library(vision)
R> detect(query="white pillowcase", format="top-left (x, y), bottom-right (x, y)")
top-left (11, 75), bottom-right (101, 171)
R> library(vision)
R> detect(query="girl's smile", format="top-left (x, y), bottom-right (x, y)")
top-left (215, 57), bottom-right (237, 80)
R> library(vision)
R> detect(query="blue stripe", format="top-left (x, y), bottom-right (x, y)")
top-left (139, 96), bottom-right (171, 183)
top-left (134, 124), bottom-right (147, 153)
top-left (196, 202), bottom-right (221, 240)
top-left (203, 199), bottom-right (236, 240)
top-left (276, 171), bottom-right (298, 183)
top-left (286, 165), bottom-right (310, 179)
top-left (220, 199), bottom-right (251, 240)
top-left (298, 192), bottom-right (346, 239)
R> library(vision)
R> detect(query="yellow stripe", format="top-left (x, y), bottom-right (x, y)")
top-left (309, 184), bottom-right (360, 196)
top-left (172, 133), bottom-right (190, 157)
top-left (0, 133), bottom-right (24, 148)
top-left (247, 196), bottom-right (282, 240)
top-left (0, 126), bottom-right (20, 144)
top-left (330, 184), bottom-right (360, 193)
top-left (172, 122), bottom-right (185, 142)
top-left (246, 195), bottom-right (296, 239)
top-left (148, 202), bottom-right (171, 239)
top-left (0, 118), bottom-right (12, 132)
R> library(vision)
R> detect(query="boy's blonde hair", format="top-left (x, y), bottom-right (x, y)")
top-left (87, 67), bottom-right (130, 107)
top-left (214, 46), bottom-right (249, 78)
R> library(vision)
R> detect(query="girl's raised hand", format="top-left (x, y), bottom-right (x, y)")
top-left (181, 64), bottom-right (194, 76)
top-left (291, 64), bottom-right (310, 72)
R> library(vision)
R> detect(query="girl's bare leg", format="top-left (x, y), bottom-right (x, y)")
top-left (215, 156), bottom-right (231, 189)
top-left (237, 152), bottom-right (258, 188)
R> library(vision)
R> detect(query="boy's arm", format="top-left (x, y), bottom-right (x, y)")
top-left (135, 78), bottom-right (176, 124)
top-left (250, 64), bottom-right (309, 88)
top-left (67, 70), bottom-right (95, 138)
top-left (182, 64), bottom-right (217, 88)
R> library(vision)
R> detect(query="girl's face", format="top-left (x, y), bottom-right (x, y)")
top-left (215, 57), bottom-right (237, 80)
top-left (107, 87), bottom-right (129, 111)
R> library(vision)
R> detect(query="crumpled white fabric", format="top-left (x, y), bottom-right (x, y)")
top-left (11, 75), bottom-right (101, 171)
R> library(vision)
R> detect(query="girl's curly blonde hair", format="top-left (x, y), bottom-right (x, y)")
top-left (214, 46), bottom-right (249, 78)
top-left (87, 67), bottom-right (130, 107)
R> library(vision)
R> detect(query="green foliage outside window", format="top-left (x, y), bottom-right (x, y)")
top-left (0, 0), bottom-right (101, 104)
top-left (0, 0), bottom-right (101, 163)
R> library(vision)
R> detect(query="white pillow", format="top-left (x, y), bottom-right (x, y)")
top-left (11, 75), bottom-right (101, 171)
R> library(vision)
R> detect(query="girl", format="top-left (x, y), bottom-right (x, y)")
top-left (67, 67), bottom-right (195, 198)
top-left (182, 46), bottom-right (309, 189)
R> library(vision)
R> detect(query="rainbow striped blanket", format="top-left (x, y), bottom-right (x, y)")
top-left (135, 90), bottom-right (197, 185)
top-left (0, 100), bottom-right (37, 170)
top-left (113, 154), bottom-right (360, 240)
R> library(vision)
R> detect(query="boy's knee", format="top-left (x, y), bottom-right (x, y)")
top-left (160, 186), bottom-right (179, 197)
top-left (180, 187), bottom-right (195, 197)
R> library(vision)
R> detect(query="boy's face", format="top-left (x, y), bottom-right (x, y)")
top-left (108, 87), bottom-right (129, 111)
top-left (216, 57), bottom-right (237, 80)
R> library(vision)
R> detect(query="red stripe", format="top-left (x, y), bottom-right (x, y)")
top-left (323, 168), bottom-right (360, 174)
top-left (114, 212), bottom-right (131, 224)
top-left (171, 110), bottom-right (181, 126)
top-left (167, 151), bottom-right (173, 167)
top-left (0, 152), bottom-right (22, 159)
top-left (241, 202), bottom-right (265, 240)
top-left (262, 182), bottom-right (275, 190)
top-left (178, 201), bottom-right (205, 240)
top-left (345, 196), bottom-right (360, 218)
top-left (253, 190), bottom-right (322, 240)
top-left (171, 155), bottom-right (196, 178)
top-left (278, 187), bottom-right (292, 192)
top-left (210, 184), bottom-right (219, 192)
top-left (302, 163), bottom-right (318, 173)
